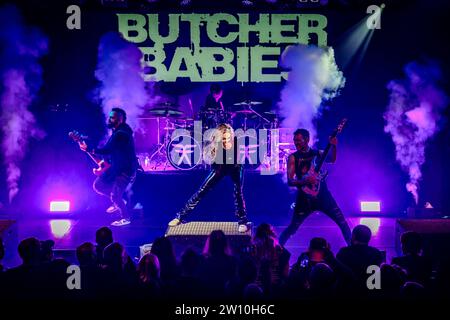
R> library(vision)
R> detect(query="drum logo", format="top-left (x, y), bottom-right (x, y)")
top-left (167, 133), bottom-right (202, 170)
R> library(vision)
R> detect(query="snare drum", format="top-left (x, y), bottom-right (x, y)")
top-left (199, 108), bottom-right (216, 130)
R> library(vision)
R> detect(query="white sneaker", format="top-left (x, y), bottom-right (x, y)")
top-left (111, 218), bottom-right (131, 227)
top-left (106, 205), bottom-right (119, 214)
top-left (238, 223), bottom-right (249, 233)
top-left (168, 217), bottom-right (182, 227)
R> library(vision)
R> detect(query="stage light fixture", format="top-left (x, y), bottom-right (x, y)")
top-left (360, 201), bottom-right (381, 212)
top-left (49, 200), bottom-right (71, 212)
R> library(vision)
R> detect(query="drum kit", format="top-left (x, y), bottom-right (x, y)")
top-left (137, 100), bottom-right (282, 171)
top-left (199, 100), bottom-right (279, 131)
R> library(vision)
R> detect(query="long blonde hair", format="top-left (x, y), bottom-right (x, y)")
top-left (203, 123), bottom-right (234, 164)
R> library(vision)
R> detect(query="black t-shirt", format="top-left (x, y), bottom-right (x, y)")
top-left (204, 94), bottom-right (223, 111)
top-left (292, 149), bottom-right (320, 179)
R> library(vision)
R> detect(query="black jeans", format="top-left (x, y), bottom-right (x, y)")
top-left (93, 172), bottom-right (134, 219)
top-left (178, 164), bottom-right (247, 223)
top-left (279, 186), bottom-right (351, 246)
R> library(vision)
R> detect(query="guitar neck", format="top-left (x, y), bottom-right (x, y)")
top-left (315, 142), bottom-right (332, 173)
top-left (81, 144), bottom-right (101, 165)
top-left (86, 152), bottom-right (100, 164)
top-left (313, 118), bottom-right (346, 173)
top-left (70, 131), bottom-right (104, 166)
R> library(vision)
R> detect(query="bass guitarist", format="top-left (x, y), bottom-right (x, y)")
top-left (79, 108), bottom-right (137, 227)
top-left (279, 128), bottom-right (351, 246)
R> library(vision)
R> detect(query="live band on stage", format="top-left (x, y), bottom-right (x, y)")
top-left (70, 83), bottom-right (351, 247)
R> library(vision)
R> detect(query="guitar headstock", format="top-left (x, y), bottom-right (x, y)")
top-left (68, 131), bottom-right (87, 143)
top-left (330, 118), bottom-right (347, 138)
top-left (336, 118), bottom-right (347, 134)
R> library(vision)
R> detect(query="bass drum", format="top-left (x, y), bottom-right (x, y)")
top-left (199, 108), bottom-right (234, 130)
top-left (166, 133), bottom-right (202, 170)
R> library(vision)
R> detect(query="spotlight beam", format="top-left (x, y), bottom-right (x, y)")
top-left (335, 6), bottom-right (384, 70)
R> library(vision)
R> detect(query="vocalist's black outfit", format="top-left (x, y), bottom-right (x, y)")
top-left (176, 138), bottom-right (248, 225)
top-left (279, 149), bottom-right (351, 246)
top-left (91, 123), bottom-right (137, 219)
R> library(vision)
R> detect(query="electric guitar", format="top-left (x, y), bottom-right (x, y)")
top-left (301, 118), bottom-right (347, 197)
top-left (69, 131), bottom-right (111, 176)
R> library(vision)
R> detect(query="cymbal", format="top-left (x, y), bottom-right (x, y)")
top-left (201, 107), bottom-right (230, 113)
top-left (233, 100), bottom-right (263, 106)
top-left (148, 107), bottom-right (184, 117)
top-left (234, 109), bottom-right (254, 114)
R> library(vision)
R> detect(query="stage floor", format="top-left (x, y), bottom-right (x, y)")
top-left (1, 212), bottom-right (397, 269)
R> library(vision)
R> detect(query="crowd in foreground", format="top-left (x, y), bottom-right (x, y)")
top-left (0, 223), bottom-right (449, 301)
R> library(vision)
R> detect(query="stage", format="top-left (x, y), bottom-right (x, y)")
top-left (1, 0), bottom-right (450, 306)
top-left (0, 212), bottom-right (398, 269)
top-left (1, 168), bottom-right (444, 269)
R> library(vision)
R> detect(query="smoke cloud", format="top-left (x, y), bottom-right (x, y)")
top-left (278, 45), bottom-right (346, 144)
top-left (384, 60), bottom-right (448, 204)
top-left (0, 5), bottom-right (48, 203)
top-left (94, 32), bottom-right (153, 129)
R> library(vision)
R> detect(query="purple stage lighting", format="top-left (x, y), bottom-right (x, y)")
top-left (360, 201), bottom-right (381, 212)
top-left (49, 201), bottom-right (70, 212)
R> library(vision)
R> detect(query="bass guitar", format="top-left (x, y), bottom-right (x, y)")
top-left (69, 131), bottom-right (111, 176)
top-left (301, 118), bottom-right (347, 197)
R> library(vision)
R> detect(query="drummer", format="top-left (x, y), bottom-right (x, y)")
top-left (203, 83), bottom-right (225, 112)
top-left (201, 84), bottom-right (231, 128)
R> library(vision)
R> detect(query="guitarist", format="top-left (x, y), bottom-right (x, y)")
top-left (279, 128), bottom-right (351, 246)
top-left (80, 108), bottom-right (137, 227)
